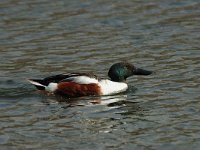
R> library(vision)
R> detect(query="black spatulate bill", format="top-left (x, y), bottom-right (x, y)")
top-left (134, 68), bottom-right (152, 75)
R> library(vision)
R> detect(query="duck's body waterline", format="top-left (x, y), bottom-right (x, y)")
top-left (28, 62), bottom-right (152, 97)
top-left (28, 76), bottom-right (128, 97)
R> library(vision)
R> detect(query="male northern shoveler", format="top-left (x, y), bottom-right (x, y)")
top-left (27, 62), bottom-right (152, 97)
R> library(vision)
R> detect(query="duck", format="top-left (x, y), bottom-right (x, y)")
top-left (27, 62), bottom-right (152, 97)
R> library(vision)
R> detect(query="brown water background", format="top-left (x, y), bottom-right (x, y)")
top-left (0, 0), bottom-right (200, 149)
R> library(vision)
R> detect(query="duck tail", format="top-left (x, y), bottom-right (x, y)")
top-left (27, 79), bottom-right (46, 90)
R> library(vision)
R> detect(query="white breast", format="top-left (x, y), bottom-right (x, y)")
top-left (98, 79), bottom-right (128, 95)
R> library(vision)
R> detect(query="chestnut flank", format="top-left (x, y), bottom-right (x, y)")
top-left (56, 82), bottom-right (102, 97)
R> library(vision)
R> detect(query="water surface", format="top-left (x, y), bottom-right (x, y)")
top-left (0, 0), bottom-right (200, 149)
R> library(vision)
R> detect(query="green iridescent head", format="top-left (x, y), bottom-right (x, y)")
top-left (108, 62), bottom-right (152, 82)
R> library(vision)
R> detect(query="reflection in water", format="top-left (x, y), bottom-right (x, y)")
top-left (1, 0), bottom-right (200, 149)
top-left (50, 89), bottom-right (147, 122)
top-left (54, 93), bottom-right (128, 107)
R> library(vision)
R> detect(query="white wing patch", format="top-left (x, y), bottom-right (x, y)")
top-left (98, 80), bottom-right (128, 95)
top-left (66, 76), bottom-right (99, 84)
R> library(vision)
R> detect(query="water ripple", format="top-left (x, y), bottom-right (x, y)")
top-left (1, 0), bottom-right (200, 149)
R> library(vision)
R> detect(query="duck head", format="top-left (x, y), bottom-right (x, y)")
top-left (108, 62), bottom-right (152, 82)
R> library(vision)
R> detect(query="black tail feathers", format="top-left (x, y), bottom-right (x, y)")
top-left (27, 79), bottom-right (46, 90)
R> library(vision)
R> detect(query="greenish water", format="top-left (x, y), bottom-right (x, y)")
top-left (0, 0), bottom-right (200, 149)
